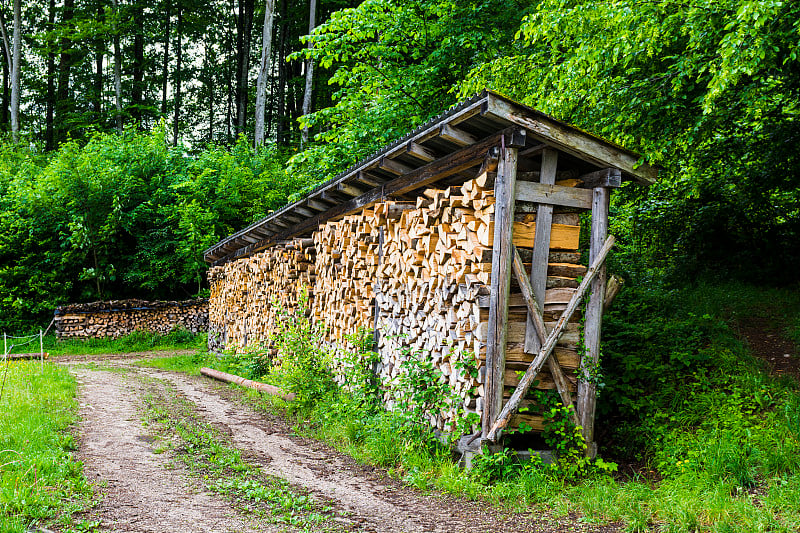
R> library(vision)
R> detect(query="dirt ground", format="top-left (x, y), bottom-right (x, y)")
top-left (65, 357), bottom-right (617, 533)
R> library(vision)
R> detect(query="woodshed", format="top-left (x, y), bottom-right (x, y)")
top-left (204, 91), bottom-right (658, 453)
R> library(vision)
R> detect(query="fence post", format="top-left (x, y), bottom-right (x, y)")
top-left (40, 329), bottom-right (44, 373)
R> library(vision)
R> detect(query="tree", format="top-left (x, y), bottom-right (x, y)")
top-left (299, 0), bottom-right (315, 146)
top-left (1, 0), bottom-right (21, 143)
top-left (253, 0), bottom-right (274, 147)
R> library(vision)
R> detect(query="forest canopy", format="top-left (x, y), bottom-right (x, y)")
top-left (0, 0), bottom-right (798, 329)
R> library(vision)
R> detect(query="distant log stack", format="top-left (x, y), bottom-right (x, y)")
top-left (55, 299), bottom-right (208, 340)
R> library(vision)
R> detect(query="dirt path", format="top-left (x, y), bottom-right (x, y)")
top-left (68, 359), bottom-right (606, 533)
top-left (73, 366), bottom-right (280, 533)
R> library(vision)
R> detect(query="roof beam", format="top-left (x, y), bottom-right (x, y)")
top-left (234, 126), bottom-right (523, 256)
top-left (439, 123), bottom-right (478, 146)
top-left (481, 93), bottom-right (658, 185)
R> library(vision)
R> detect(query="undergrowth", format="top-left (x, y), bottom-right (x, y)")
top-left (145, 281), bottom-right (800, 532)
top-left (0, 361), bottom-right (95, 532)
top-left (41, 327), bottom-right (207, 356)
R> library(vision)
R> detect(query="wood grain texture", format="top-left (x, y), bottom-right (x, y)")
top-left (482, 143), bottom-right (518, 437)
top-left (577, 187), bottom-right (609, 456)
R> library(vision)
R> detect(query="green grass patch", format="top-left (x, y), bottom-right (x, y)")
top-left (0, 361), bottom-right (95, 532)
top-left (135, 352), bottom-right (218, 375)
top-left (140, 381), bottom-right (338, 531)
top-left (40, 328), bottom-right (208, 356)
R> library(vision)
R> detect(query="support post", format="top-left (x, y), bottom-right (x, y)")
top-left (40, 329), bottom-right (44, 374)
top-left (577, 186), bottom-right (610, 457)
top-left (481, 137), bottom-right (521, 438)
top-left (524, 148), bottom-right (558, 354)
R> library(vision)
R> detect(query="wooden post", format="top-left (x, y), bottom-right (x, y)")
top-left (524, 148), bottom-right (558, 354)
top-left (577, 186), bottom-right (610, 457)
top-left (482, 136), bottom-right (521, 438)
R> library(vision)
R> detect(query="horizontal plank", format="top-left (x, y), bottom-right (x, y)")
top-left (516, 181), bottom-right (593, 209)
top-left (479, 221), bottom-right (579, 249)
top-left (479, 344), bottom-right (580, 369)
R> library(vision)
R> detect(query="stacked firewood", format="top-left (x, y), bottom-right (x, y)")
top-left (207, 172), bottom-right (587, 435)
top-left (55, 299), bottom-right (208, 340)
top-left (372, 173), bottom-right (584, 433)
top-left (207, 239), bottom-right (315, 351)
top-left (312, 213), bottom-right (382, 342)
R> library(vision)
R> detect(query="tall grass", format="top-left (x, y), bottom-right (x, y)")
top-left (0, 361), bottom-right (93, 532)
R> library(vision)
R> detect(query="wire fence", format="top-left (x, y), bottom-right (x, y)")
top-left (0, 326), bottom-right (48, 404)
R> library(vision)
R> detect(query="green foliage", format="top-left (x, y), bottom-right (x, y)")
top-left (0, 129), bottom-right (302, 331)
top-left (287, 0), bottom-right (526, 187)
top-left (460, 0), bottom-right (800, 282)
top-left (340, 328), bottom-right (382, 410)
top-left (0, 362), bottom-right (93, 532)
top-left (269, 290), bottom-right (337, 412)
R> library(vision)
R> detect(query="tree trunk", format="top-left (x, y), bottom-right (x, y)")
top-left (112, 0), bottom-right (123, 132)
top-left (1, 39), bottom-right (8, 130)
top-left (161, 0), bottom-right (171, 115)
top-left (10, 0), bottom-right (21, 143)
top-left (226, 0), bottom-right (234, 141)
top-left (45, 0), bottom-right (56, 149)
top-left (275, 0), bottom-right (287, 144)
top-left (131, 4), bottom-right (145, 124)
top-left (206, 42), bottom-right (214, 141)
top-left (172, 4), bottom-right (182, 145)
top-left (55, 0), bottom-right (75, 144)
top-left (234, 0), bottom-right (254, 135)
top-left (94, 4), bottom-right (104, 121)
top-left (253, 0), bottom-right (274, 147)
top-left (300, 0), bottom-right (316, 146)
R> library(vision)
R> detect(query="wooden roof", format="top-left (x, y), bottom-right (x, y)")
top-left (204, 91), bottom-right (657, 265)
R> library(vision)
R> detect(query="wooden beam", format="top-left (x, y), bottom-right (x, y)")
top-left (379, 156), bottom-right (414, 175)
top-left (486, 235), bottom-right (616, 443)
top-left (579, 168), bottom-right (622, 188)
top-left (406, 141), bottom-right (437, 162)
top-left (355, 171), bottom-right (385, 187)
top-left (337, 182), bottom-right (365, 197)
top-left (519, 143), bottom-right (548, 158)
top-left (482, 92), bottom-right (658, 185)
top-left (482, 139), bottom-right (519, 438)
top-left (516, 181), bottom-right (593, 209)
top-left (525, 148), bottom-right (558, 354)
top-left (439, 123), bottom-right (477, 146)
top-left (577, 187), bottom-right (610, 457)
top-left (512, 246), bottom-right (579, 427)
top-left (294, 206), bottom-right (315, 217)
top-left (305, 198), bottom-right (329, 211)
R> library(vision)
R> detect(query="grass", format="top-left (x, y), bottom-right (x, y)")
top-left (141, 280), bottom-right (800, 532)
top-left (0, 361), bottom-right (95, 533)
top-left (25, 329), bottom-right (208, 357)
top-left (139, 378), bottom-right (340, 531)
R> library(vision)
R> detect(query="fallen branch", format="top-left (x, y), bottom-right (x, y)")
top-left (200, 367), bottom-right (295, 402)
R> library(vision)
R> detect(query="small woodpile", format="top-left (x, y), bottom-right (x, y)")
top-left (54, 299), bottom-right (208, 340)
top-left (207, 240), bottom-right (315, 351)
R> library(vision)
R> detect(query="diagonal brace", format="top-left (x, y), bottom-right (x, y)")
top-left (511, 245), bottom-right (579, 427)
top-left (487, 235), bottom-right (616, 442)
